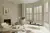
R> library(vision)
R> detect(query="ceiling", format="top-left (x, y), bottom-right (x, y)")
top-left (22, 0), bottom-right (40, 3)
top-left (5, 0), bottom-right (40, 4)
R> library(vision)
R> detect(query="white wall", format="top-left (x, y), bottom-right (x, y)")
top-left (43, 0), bottom-right (50, 31)
top-left (0, 0), bottom-right (4, 23)
top-left (48, 0), bottom-right (50, 31)
top-left (3, 2), bottom-right (22, 24)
